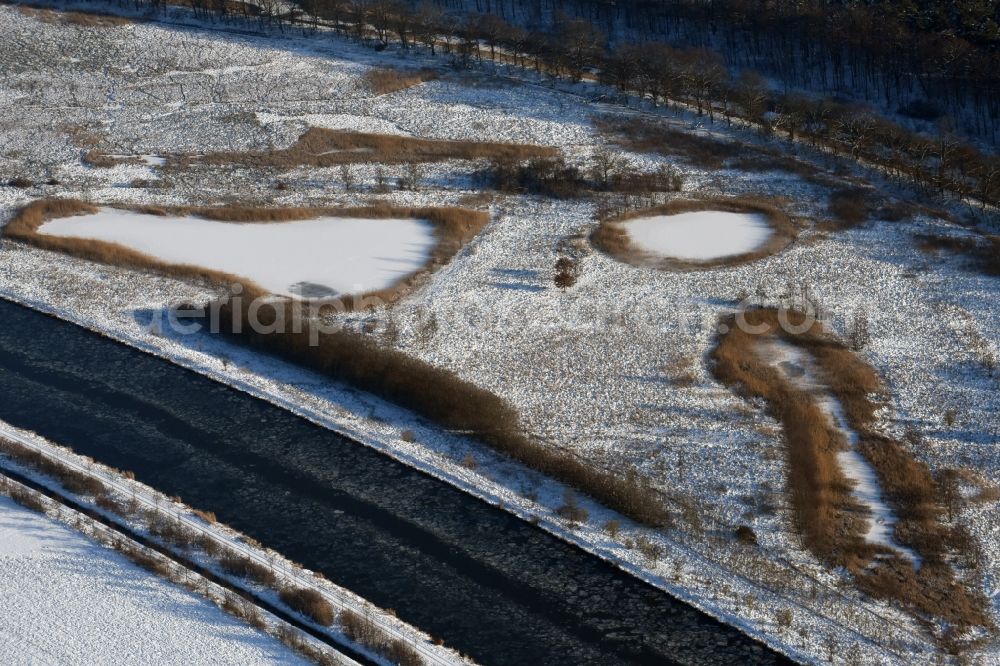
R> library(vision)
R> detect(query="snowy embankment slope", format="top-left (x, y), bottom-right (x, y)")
top-left (0, 422), bottom-right (468, 666)
top-left (0, 493), bottom-right (307, 666)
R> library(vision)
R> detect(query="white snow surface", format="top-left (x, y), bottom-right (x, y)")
top-left (39, 208), bottom-right (435, 298)
top-left (624, 211), bottom-right (773, 260)
top-left (0, 495), bottom-right (304, 665)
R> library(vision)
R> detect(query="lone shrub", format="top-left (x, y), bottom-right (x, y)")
top-left (280, 586), bottom-right (335, 626)
top-left (635, 535), bottom-right (663, 563)
top-left (554, 267), bottom-right (577, 290)
top-left (555, 490), bottom-right (589, 526)
top-left (219, 552), bottom-right (277, 586)
top-left (735, 525), bottom-right (758, 545)
top-left (554, 255), bottom-right (578, 290)
top-left (193, 509), bottom-right (217, 524)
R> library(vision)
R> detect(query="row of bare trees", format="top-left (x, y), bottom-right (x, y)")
top-left (411, 0), bottom-right (1000, 143)
top-left (114, 0), bottom-right (1000, 207)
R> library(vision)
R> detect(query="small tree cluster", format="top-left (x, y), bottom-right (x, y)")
top-left (554, 255), bottom-right (578, 290)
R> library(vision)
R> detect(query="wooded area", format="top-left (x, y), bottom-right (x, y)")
top-left (106, 0), bottom-right (1000, 209)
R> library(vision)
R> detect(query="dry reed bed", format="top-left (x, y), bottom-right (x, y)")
top-left (363, 67), bottom-right (439, 95)
top-left (213, 296), bottom-right (672, 528)
top-left (5, 198), bottom-right (489, 308)
top-left (591, 197), bottom-right (798, 270)
top-left (711, 309), bottom-right (991, 649)
top-left (594, 116), bottom-right (744, 170)
top-left (186, 128), bottom-right (559, 169)
top-left (7, 2), bottom-right (134, 27)
top-left (594, 116), bottom-right (838, 187)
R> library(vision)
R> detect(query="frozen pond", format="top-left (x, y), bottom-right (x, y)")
top-left (624, 211), bottom-right (772, 261)
top-left (39, 208), bottom-right (435, 299)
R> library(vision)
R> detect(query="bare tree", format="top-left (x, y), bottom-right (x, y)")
top-left (848, 309), bottom-right (871, 352)
top-left (736, 70), bottom-right (769, 125)
top-left (412, 3), bottom-right (442, 56)
top-left (590, 146), bottom-right (624, 189)
top-left (937, 469), bottom-right (962, 522)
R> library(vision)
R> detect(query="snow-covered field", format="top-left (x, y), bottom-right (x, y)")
top-left (39, 208), bottom-right (434, 298)
top-left (624, 210), bottom-right (773, 260)
top-left (0, 4), bottom-right (997, 664)
top-left (0, 494), bottom-right (304, 665)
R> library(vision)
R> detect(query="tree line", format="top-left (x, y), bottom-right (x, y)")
top-left (108, 0), bottom-right (1000, 209)
top-left (416, 0), bottom-right (1000, 144)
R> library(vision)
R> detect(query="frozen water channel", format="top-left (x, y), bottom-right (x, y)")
top-left (39, 208), bottom-right (435, 299)
top-left (758, 339), bottom-right (921, 565)
top-left (624, 211), bottom-right (772, 261)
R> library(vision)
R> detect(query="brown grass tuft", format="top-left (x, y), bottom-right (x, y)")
top-left (592, 196), bottom-right (797, 270)
top-left (363, 67), bottom-right (439, 95)
top-left (279, 586), bottom-right (334, 626)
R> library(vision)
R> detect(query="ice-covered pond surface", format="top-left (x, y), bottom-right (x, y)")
top-left (625, 211), bottom-right (772, 261)
top-left (39, 208), bottom-right (435, 298)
